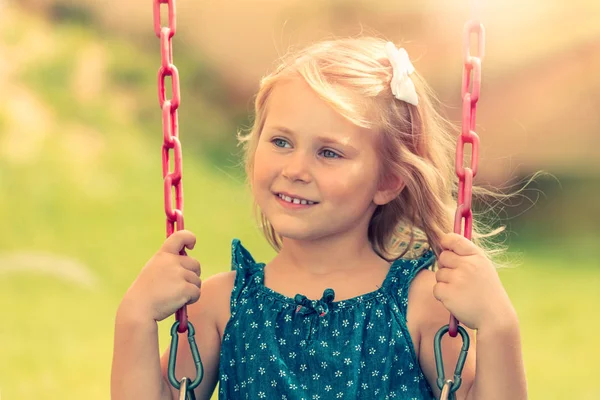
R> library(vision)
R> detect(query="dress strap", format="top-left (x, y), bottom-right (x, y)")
top-left (229, 239), bottom-right (264, 315)
top-left (384, 249), bottom-right (436, 317)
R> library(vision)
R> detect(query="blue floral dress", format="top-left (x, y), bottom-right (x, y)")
top-left (218, 239), bottom-right (437, 400)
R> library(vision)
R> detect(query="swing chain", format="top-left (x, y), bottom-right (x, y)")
top-left (154, 0), bottom-right (188, 335)
top-left (154, 0), bottom-right (204, 392)
top-left (449, 20), bottom-right (485, 338)
top-left (435, 19), bottom-right (484, 400)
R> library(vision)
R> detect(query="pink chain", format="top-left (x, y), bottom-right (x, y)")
top-left (153, 0), bottom-right (188, 333)
top-left (449, 21), bottom-right (485, 337)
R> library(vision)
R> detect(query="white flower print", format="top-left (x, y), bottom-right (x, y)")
top-left (312, 395), bottom-right (321, 400)
top-left (271, 380), bottom-right (277, 387)
top-left (289, 351), bottom-right (297, 359)
top-left (376, 309), bottom-right (383, 317)
top-left (258, 392), bottom-right (266, 398)
top-left (382, 374), bottom-right (389, 381)
top-left (321, 361), bottom-right (328, 368)
top-left (335, 370), bottom-right (342, 378)
top-left (300, 364), bottom-right (307, 371)
top-left (279, 338), bottom-right (286, 346)
top-left (372, 370), bottom-right (380, 377)
top-left (259, 367), bottom-right (265, 375)
top-left (284, 314), bottom-right (292, 322)
top-left (250, 322), bottom-right (258, 329)
top-left (344, 358), bottom-right (352, 365)
top-left (332, 329), bottom-right (340, 337)
top-left (312, 374), bottom-right (320, 380)
top-left (325, 385), bottom-right (332, 392)
top-left (332, 351), bottom-right (341, 357)
top-left (279, 370), bottom-right (286, 377)
top-left (342, 319), bottom-right (349, 327)
top-left (320, 340), bottom-right (328, 348)
top-left (260, 343), bottom-right (267, 350)
top-left (221, 374), bottom-right (228, 381)
top-left (309, 349), bottom-right (316, 356)
top-left (379, 335), bottom-right (386, 343)
top-left (347, 380), bottom-right (353, 387)
top-left (361, 383), bottom-right (368, 389)
top-left (294, 328), bottom-right (301, 335)
top-left (265, 320), bottom-right (272, 327)
top-left (355, 344), bottom-right (362, 351)
top-left (367, 322), bottom-right (374, 329)
top-left (289, 383), bottom-right (297, 390)
top-left (336, 393), bottom-right (344, 398)
top-left (369, 347), bottom-right (376, 355)
top-left (270, 355), bottom-right (276, 362)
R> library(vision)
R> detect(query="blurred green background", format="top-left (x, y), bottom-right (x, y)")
top-left (0, 0), bottom-right (598, 399)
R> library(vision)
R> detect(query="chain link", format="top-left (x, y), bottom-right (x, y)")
top-left (154, 0), bottom-right (187, 332)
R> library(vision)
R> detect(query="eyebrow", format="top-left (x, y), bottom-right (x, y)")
top-left (267, 126), bottom-right (358, 151)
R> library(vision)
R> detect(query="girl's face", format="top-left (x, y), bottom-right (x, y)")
top-left (252, 78), bottom-right (394, 244)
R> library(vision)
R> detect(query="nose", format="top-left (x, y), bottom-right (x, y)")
top-left (281, 150), bottom-right (312, 183)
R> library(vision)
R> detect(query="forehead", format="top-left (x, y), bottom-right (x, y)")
top-left (263, 79), bottom-right (376, 148)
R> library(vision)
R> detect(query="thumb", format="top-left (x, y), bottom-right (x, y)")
top-left (160, 230), bottom-right (196, 254)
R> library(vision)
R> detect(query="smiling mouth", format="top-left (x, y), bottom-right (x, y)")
top-left (275, 193), bottom-right (319, 205)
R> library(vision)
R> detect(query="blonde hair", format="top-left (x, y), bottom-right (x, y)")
top-left (238, 36), bottom-right (505, 262)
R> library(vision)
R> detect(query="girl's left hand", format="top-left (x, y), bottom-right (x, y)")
top-left (433, 232), bottom-right (517, 330)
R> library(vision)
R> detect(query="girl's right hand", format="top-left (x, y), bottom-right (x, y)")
top-left (119, 230), bottom-right (202, 323)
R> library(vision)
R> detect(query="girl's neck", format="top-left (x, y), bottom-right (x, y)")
top-left (273, 234), bottom-right (386, 277)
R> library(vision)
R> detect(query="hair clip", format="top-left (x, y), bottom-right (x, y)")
top-left (384, 42), bottom-right (418, 106)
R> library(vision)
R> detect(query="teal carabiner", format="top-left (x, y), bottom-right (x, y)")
top-left (434, 324), bottom-right (469, 400)
top-left (168, 320), bottom-right (204, 391)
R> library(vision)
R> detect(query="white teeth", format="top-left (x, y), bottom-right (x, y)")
top-left (278, 193), bottom-right (315, 205)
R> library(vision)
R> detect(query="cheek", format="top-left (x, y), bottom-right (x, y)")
top-left (251, 147), bottom-right (276, 188)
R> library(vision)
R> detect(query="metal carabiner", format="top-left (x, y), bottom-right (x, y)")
top-left (167, 320), bottom-right (204, 391)
top-left (434, 324), bottom-right (470, 400)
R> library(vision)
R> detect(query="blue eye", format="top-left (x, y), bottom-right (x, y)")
top-left (272, 138), bottom-right (290, 148)
top-left (321, 149), bottom-right (341, 159)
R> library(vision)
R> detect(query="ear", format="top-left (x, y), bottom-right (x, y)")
top-left (373, 174), bottom-right (405, 206)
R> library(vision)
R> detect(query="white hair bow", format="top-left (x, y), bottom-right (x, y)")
top-left (384, 42), bottom-right (418, 106)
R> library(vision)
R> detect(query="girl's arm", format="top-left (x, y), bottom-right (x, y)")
top-left (464, 316), bottom-right (527, 400)
top-left (111, 301), bottom-right (173, 400)
top-left (412, 233), bottom-right (527, 400)
top-left (160, 271), bottom-right (235, 400)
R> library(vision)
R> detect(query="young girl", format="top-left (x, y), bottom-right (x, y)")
top-left (112, 37), bottom-right (527, 400)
